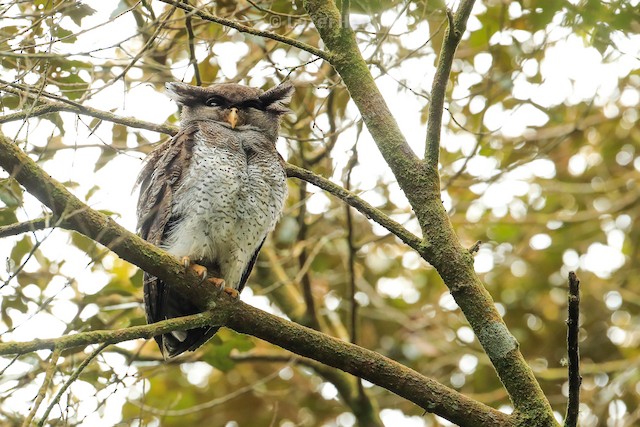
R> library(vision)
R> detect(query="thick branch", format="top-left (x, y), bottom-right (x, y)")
top-left (303, 1), bottom-right (558, 425)
top-left (0, 137), bottom-right (508, 427)
top-left (227, 300), bottom-right (508, 426)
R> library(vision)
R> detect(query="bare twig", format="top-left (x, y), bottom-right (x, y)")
top-left (0, 83), bottom-right (177, 135)
top-left (132, 367), bottom-right (284, 416)
top-left (344, 148), bottom-right (359, 346)
top-left (564, 271), bottom-right (582, 427)
top-left (285, 163), bottom-right (424, 253)
top-left (85, 5), bottom-right (178, 100)
top-left (296, 182), bottom-right (321, 330)
top-left (344, 147), bottom-right (364, 399)
top-left (340, 0), bottom-right (350, 29)
top-left (183, 0), bottom-right (202, 86)
top-left (38, 343), bottom-right (109, 427)
top-left (21, 348), bottom-right (61, 427)
top-left (156, 0), bottom-right (330, 61)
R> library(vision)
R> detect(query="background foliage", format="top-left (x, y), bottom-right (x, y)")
top-left (0, 0), bottom-right (639, 426)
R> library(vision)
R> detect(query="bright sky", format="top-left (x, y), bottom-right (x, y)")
top-left (1, 1), bottom-right (639, 425)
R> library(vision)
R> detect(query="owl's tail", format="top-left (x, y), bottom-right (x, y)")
top-left (144, 274), bottom-right (219, 359)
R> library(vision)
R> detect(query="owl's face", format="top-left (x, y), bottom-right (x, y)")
top-left (166, 81), bottom-right (293, 141)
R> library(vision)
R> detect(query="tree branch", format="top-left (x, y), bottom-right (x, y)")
top-left (21, 348), bottom-right (60, 427)
top-left (156, 0), bottom-right (330, 62)
top-left (285, 163), bottom-right (423, 252)
top-left (0, 135), bottom-right (508, 427)
top-left (0, 83), bottom-right (177, 135)
top-left (38, 343), bottom-right (108, 427)
top-left (183, 0), bottom-right (202, 86)
top-left (564, 271), bottom-right (581, 427)
top-left (303, 1), bottom-right (559, 425)
top-left (0, 312), bottom-right (220, 355)
top-left (0, 217), bottom-right (53, 238)
top-left (425, 1), bottom-right (475, 167)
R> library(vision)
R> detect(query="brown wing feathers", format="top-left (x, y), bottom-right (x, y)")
top-left (136, 126), bottom-right (197, 352)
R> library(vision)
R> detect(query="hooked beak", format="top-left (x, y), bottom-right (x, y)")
top-left (227, 107), bottom-right (239, 129)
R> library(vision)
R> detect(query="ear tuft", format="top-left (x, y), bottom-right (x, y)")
top-left (165, 82), bottom-right (199, 105)
top-left (260, 81), bottom-right (294, 115)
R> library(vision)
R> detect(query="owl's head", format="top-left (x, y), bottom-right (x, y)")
top-left (165, 81), bottom-right (294, 140)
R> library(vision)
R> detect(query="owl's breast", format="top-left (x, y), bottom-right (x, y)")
top-left (162, 127), bottom-right (287, 286)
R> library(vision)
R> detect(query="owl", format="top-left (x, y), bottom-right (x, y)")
top-left (136, 81), bottom-right (292, 358)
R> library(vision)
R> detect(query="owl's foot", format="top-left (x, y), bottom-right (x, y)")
top-left (181, 256), bottom-right (208, 280)
top-left (223, 287), bottom-right (240, 299)
top-left (205, 278), bottom-right (238, 298)
top-left (207, 277), bottom-right (225, 289)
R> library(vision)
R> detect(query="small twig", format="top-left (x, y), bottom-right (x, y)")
top-left (156, 0), bottom-right (329, 61)
top-left (0, 83), bottom-right (177, 135)
top-left (0, 312), bottom-right (218, 355)
top-left (0, 217), bottom-right (53, 238)
top-left (344, 148), bottom-right (359, 346)
top-left (85, 5), bottom-right (178, 100)
top-left (38, 343), bottom-right (108, 427)
top-left (183, 0), bottom-right (202, 86)
top-left (564, 271), bottom-right (581, 427)
top-left (341, 0), bottom-right (351, 30)
top-left (344, 147), bottom-right (364, 398)
top-left (22, 348), bottom-right (61, 427)
top-left (296, 145), bottom-right (321, 330)
top-left (285, 163), bottom-right (424, 254)
top-left (468, 240), bottom-right (481, 254)
top-left (131, 366), bottom-right (285, 416)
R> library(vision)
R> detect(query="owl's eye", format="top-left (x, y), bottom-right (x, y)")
top-left (238, 99), bottom-right (265, 110)
top-left (205, 97), bottom-right (225, 107)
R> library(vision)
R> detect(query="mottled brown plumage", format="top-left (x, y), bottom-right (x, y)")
top-left (136, 81), bottom-right (292, 358)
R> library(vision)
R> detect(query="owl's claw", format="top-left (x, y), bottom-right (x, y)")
top-left (182, 257), bottom-right (208, 280)
top-left (206, 278), bottom-right (238, 298)
top-left (207, 277), bottom-right (225, 289)
top-left (224, 287), bottom-right (240, 299)
top-left (181, 256), bottom-right (190, 269)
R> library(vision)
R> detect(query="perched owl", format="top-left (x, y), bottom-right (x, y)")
top-left (136, 81), bottom-right (292, 358)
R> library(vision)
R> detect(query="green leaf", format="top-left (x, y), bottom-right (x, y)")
top-left (202, 332), bottom-right (255, 372)
top-left (0, 208), bottom-right (18, 226)
top-left (52, 26), bottom-right (77, 43)
top-left (10, 235), bottom-right (33, 267)
top-left (67, 3), bottom-right (96, 26)
top-left (94, 148), bottom-right (117, 172)
top-left (0, 178), bottom-right (23, 208)
top-left (70, 231), bottom-right (98, 257)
